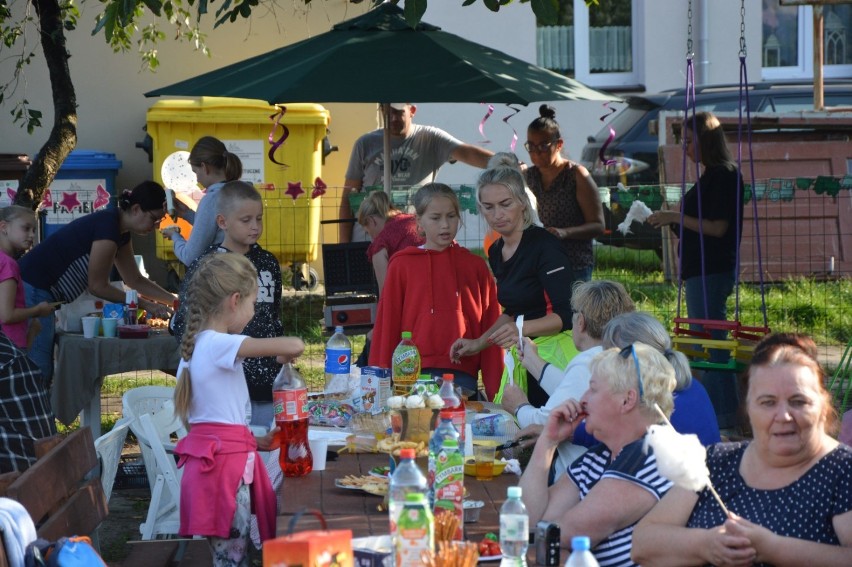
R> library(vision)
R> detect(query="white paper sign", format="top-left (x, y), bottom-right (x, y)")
top-left (224, 139), bottom-right (265, 185)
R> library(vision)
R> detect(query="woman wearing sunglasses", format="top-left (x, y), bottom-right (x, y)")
top-left (519, 343), bottom-right (677, 565)
top-left (524, 105), bottom-right (605, 286)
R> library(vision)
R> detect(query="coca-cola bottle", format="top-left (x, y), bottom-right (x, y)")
top-left (272, 362), bottom-right (312, 477)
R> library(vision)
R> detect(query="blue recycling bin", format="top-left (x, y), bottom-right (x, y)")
top-left (42, 150), bottom-right (122, 238)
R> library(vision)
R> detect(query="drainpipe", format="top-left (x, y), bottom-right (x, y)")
top-left (696, 0), bottom-right (710, 85)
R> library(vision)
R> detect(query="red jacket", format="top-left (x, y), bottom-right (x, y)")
top-left (175, 423), bottom-right (276, 541)
top-left (369, 243), bottom-right (503, 398)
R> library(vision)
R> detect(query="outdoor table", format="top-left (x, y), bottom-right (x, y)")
top-left (277, 452), bottom-right (517, 541)
top-left (52, 331), bottom-right (180, 437)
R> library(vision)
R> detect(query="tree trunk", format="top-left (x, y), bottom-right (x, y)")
top-left (14, 0), bottom-right (77, 210)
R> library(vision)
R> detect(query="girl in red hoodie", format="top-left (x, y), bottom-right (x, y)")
top-left (173, 253), bottom-right (304, 566)
top-left (369, 183), bottom-right (502, 399)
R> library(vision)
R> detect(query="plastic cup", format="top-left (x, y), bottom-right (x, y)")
top-left (102, 317), bottom-right (120, 338)
top-left (473, 441), bottom-right (496, 481)
top-left (308, 437), bottom-right (328, 471)
top-left (81, 317), bottom-right (100, 339)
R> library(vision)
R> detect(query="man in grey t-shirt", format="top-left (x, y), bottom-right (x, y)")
top-left (338, 103), bottom-right (493, 243)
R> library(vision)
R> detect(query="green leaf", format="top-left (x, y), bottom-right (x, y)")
top-left (198, 0), bottom-right (208, 16)
top-left (530, 0), bottom-right (558, 25)
top-left (403, 0), bottom-right (426, 28)
top-left (462, 0), bottom-right (476, 5)
top-left (142, 0), bottom-right (163, 17)
top-left (483, 0), bottom-right (500, 12)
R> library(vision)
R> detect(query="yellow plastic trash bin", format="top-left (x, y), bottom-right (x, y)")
top-left (146, 97), bottom-right (330, 289)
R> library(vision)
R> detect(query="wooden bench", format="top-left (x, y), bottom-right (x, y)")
top-left (0, 427), bottom-right (108, 565)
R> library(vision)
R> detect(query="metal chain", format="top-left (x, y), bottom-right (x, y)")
top-left (739, 0), bottom-right (747, 57)
top-left (686, 0), bottom-right (694, 59)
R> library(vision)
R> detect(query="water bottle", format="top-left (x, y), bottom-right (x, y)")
top-left (500, 486), bottom-right (529, 567)
top-left (272, 363), bottom-right (312, 477)
top-left (392, 331), bottom-right (420, 394)
top-left (439, 373), bottom-right (465, 443)
top-left (324, 326), bottom-right (351, 393)
top-left (389, 448), bottom-right (428, 543)
top-left (565, 536), bottom-right (598, 567)
top-left (428, 411), bottom-right (459, 507)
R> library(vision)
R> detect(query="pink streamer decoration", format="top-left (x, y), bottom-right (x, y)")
top-left (502, 104), bottom-right (521, 152)
top-left (311, 177), bottom-right (327, 199)
top-left (41, 189), bottom-right (53, 210)
top-left (268, 105), bottom-right (290, 167)
top-left (598, 102), bottom-right (619, 167)
top-left (6, 188), bottom-right (16, 203)
top-left (478, 103), bottom-right (495, 144)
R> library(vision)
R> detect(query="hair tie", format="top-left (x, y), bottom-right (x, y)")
top-left (663, 348), bottom-right (675, 358)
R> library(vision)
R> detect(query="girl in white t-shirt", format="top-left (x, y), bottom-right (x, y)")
top-left (173, 253), bottom-right (304, 566)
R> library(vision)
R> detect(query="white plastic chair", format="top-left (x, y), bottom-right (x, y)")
top-left (93, 416), bottom-right (132, 504)
top-left (137, 406), bottom-right (183, 540)
top-left (122, 386), bottom-right (187, 489)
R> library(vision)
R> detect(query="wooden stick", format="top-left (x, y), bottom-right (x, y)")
top-left (653, 403), bottom-right (731, 517)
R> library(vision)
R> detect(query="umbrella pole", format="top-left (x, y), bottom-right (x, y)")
top-left (383, 103), bottom-right (392, 194)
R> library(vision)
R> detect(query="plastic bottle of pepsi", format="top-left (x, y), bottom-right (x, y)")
top-left (324, 326), bottom-right (351, 393)
top-left (565, 536), bottom-right (599, 567)
top-left (500, 486), bottom-right (529, 567)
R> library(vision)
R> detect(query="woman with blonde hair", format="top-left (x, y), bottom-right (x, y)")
top-left (451, 162), bottom-right (576, 402)
top-left (173, 253), bottom-right (303, 565)
top-left (357, 190), bottom-right (423, 293)
top-left (519, 344), bottom-right (677, 564)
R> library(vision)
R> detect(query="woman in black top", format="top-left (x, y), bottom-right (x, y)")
top-left (451, 157), bottom-right (575, 404)
top-left (648, 111), bottom-right (743, 344)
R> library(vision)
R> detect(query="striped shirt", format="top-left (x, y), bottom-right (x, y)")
top-left (567, 438), bottom-right (673, 567)
top-left (20, 208), bottom-right (130, 302)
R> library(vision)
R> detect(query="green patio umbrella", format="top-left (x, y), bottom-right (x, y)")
top-left (146, 2), bottom-right (618, 188)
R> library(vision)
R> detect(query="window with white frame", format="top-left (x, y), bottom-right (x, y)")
top-left (537, 0), bottom-right (642, 88)
top-left (762, 0), bottom-right (852, 79)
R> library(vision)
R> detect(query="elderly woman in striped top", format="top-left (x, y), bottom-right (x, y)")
top-left (518, 343), bottom-right (677, 566)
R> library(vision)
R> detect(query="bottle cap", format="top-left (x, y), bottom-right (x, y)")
top-left (507, 486), bottom-right (522, 498)
top-left (335, 325), bottom-right (344, 333)
top-left (441, 439), bottom-right (459, 448)
top-left (399, 448), bottom-right (416, 459)
top-left (442, 373), bottom-right (454, 382)
top-left (402, 331), bottom-right (412, 339)
top-left (571, 536), bottom-right (591, 552)
top-left (439, 410), bottom-right (454, 420)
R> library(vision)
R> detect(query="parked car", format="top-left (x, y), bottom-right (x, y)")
top-left (580, 80), bottom-right (852, 251)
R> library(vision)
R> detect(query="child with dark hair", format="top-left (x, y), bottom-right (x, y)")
top-left (20, 180), bottom-right (176, 383)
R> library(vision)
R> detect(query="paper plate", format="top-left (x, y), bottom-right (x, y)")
top-left (161, 151), bottom-right (203, 202)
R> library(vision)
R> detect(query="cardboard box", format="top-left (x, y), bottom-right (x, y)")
top-left (360, 367), bottom-right (391, 415)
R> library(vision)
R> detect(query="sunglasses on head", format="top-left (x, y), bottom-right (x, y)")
top-left (619, 344), bottom-right (645, 402)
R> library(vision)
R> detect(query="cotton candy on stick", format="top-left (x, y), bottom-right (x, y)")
top-left (645, 404), bottom-right (731, 517)
top-left (617, 200), bottom-right (654, 235)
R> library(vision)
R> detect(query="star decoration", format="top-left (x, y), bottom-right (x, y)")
top-left (59, 191), bottom-right (81, 212)
top-left (94, 184), bottom-right (111, 210)
top-left (285, 181), bottom-right (304, 201)
top-left (310, 177), bottom-right (327, 199)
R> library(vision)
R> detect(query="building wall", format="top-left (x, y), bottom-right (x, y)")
top-left (0, 0), bottom-right (762, 282)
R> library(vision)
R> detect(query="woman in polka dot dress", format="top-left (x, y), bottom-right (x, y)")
top-left (633, 333), bottom-right (852, 567)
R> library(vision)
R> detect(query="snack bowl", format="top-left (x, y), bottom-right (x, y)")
top-left (463, 458), bottom-right (507, 478)
top-left (463, 500), bottom-right (485, 523)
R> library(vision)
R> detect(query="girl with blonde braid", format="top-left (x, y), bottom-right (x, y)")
top-left (173, 253), bottom-right (304, 566)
